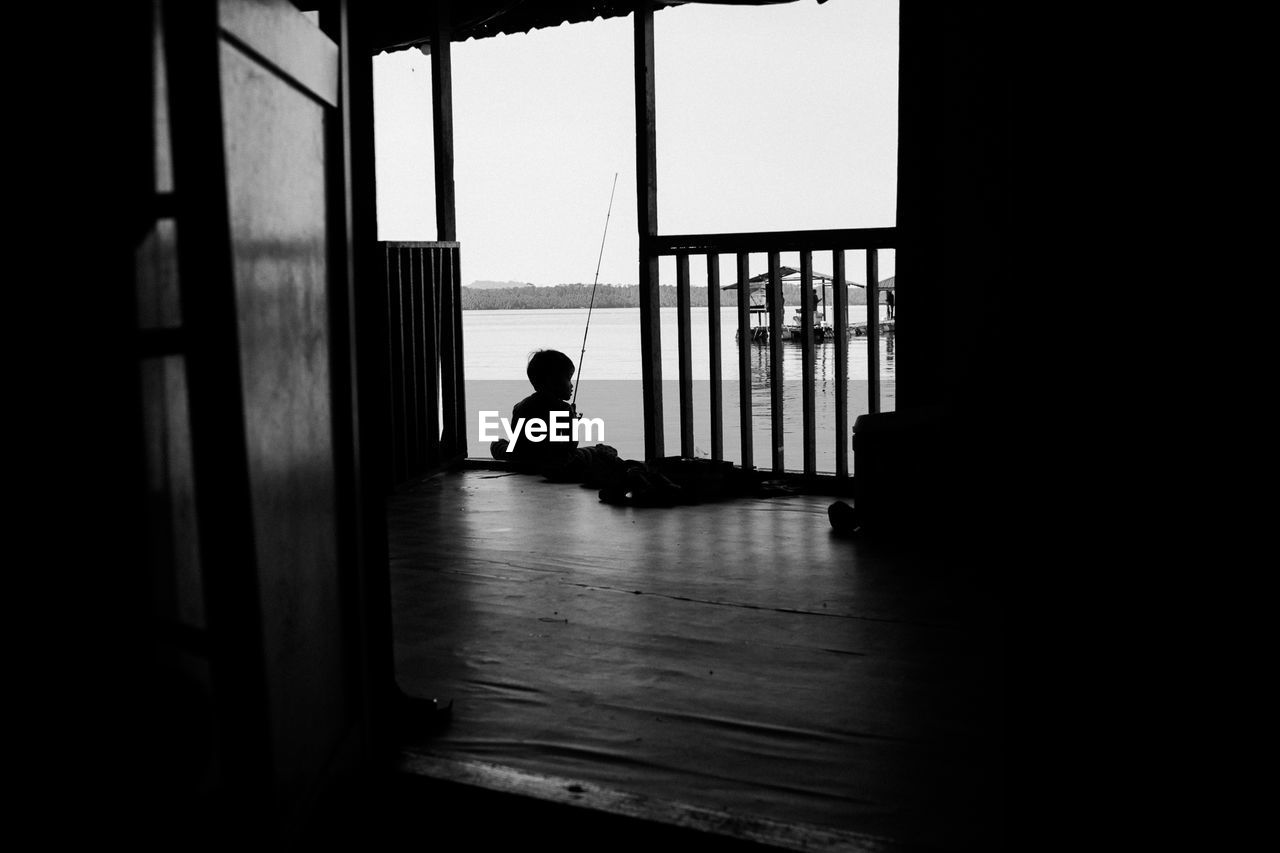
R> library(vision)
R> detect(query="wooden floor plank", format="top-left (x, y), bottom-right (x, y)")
top-left (388, 471), bottom-right (1003, 850)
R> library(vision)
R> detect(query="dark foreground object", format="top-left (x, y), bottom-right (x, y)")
top-left (597, 456), bottom-right (801, 507)
top-left (828, 406), bottom-right (1011, 551)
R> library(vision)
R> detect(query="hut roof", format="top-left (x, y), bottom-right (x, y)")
top-left (372, 1), bottom-right (804, 53)
top-left (722, 267), bottom-right (894, 293)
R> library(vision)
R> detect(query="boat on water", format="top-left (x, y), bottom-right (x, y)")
top-left (780, 304), bottom-right (836, 342)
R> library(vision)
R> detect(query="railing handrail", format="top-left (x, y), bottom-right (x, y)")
top-left (384, 240), bottom-right (461, 249)
top-left (649, 227), bottom-right (895, 255)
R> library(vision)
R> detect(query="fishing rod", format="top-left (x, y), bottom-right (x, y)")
top-left (572, 171), bottom-right (618, 412)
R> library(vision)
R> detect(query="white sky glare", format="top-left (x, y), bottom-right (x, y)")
top-left (373, 0), bottom-right (898, 286)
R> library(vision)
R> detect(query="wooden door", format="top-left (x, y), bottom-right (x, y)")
top-left (160, 0), bottom-right (369, 840)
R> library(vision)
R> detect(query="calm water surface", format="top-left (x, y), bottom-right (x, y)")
top-left (463, 307), bottom-right (895, 472)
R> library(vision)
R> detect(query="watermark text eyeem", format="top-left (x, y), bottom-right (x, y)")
top-left (478, 411), bottom-right (605, 449)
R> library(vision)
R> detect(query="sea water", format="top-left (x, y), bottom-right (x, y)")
top-left (463, 306), bottom-right (895, 473)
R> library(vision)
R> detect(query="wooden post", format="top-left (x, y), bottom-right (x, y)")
top-left (430, 5), bottom-right (456, 242)
top-left (341, 0), bottom-right (397, 751)
top-left (321, 0), bottom-right (361, 619)
top-left (634, 3), bottom-right (663, 461)
top-left (430, 3), bottom-right (466, 461)
top-left (321, 0), bottom-right (391, 761)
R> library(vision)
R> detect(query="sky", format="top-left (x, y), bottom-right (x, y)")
top-left (372, 0), bottom-right (898, 286)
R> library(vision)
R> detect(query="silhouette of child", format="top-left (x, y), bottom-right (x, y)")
top-left (491, 349), bottom-right (681, 504)
top-left (496, 349), bottom-right (584, 472)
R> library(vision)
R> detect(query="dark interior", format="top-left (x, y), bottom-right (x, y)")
top-left (45, 1), bottom-right (1013, 849)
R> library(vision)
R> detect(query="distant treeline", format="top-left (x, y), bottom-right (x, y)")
top-left (461, 283), bottom-right (869, 310)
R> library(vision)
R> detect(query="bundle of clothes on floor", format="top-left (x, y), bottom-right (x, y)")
top-left (491, 438), bottom-right (798, 507)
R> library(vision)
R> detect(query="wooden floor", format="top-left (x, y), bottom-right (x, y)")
top-left (388, 469), bottom-right (1004, 851)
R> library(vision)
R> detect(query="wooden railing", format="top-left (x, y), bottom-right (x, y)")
top-left (382, 241), bottom-right (466, 488)
top-left (647, 227), bottom-right (896, 479)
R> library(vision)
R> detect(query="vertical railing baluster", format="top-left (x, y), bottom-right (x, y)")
top-left (736, 252), bottom-right (753, 470)
top-left (421, 248), bottom-right (440, 468)
top-left (450, 245), bottom-right (467, 458)
top-left (433, 247), bottom-right (445, 459)
top-left (867, 248), bottom-right (880, 415)
top-left (405, 246), bottom-right (421, 475)
top-left (598, 232), bottom-right (891, 479)
top-left (833, 249), bottom-right (849, 478)
top-left (385, 244), bottom-right (405, 486)
top-left (800, 250), bottom-right (816, 475)
top-left (768, 251), bottom-right (784, 473)
top-left (430, 248), bottom-right (443, 456)
top-left (383, 245), bottom-right (394, 485)
top-left (707, 253), bottom-right (722, 462)
top-left (433, 247), bottom-right (443, 460)
top-left (438, 245), bottom-right (459, 460)
top-left (381, 245), bottom-right (391, 484)
top-left (676, 252), bottom-right (693, 457)
top-left (401, 247), bottom-right (416, 473)
top-left (380, 240), bottom-right (465, 480)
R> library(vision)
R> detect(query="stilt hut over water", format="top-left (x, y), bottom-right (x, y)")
top-left (722, 266), bottom-right (895, 342)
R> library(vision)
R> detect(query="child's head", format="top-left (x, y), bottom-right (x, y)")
top-left (526, 349), bottom-right (575, 399)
